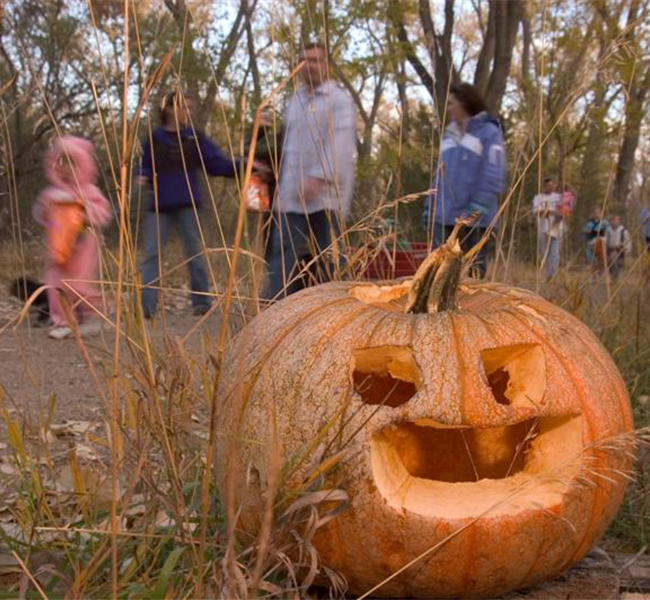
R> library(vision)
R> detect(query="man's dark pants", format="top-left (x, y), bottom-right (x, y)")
top-left (263, 209), bottom-right (343, 300)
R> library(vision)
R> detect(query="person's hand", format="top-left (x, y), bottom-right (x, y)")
top-left (462, 210), bottom-right (481, 226)
top-left (303, 177), bottom-right (326, 202)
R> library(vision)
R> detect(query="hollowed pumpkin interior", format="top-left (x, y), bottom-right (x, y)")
top-left (371, 415), bottom-right (583, 518)
top-left (351, 345), bottom-right (422, 408)
top-left (481, 343), bottom-right (546, 409)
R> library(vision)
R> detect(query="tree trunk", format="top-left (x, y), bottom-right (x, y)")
top-left (163, 0), bottom-right (250, 125)
top-left (613, 67), bottom-right (650, 210)
top-left (388, 0), bottom-right (434, 102)
top-left (575, 74), bottom-right (608, 249)
top-left (391, 0), bottom-right (524, 118)
top-left (473, 1), bottom-right (495, 95)
top-left (485, 0), bottom-right (524, 113)
top-left (418, 0), bottom-right (457, 119)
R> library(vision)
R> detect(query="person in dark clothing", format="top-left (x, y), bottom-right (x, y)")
top-left (139, 90), bottom-right (238, 318)
top-left (244, 109), bottom-right (282, 259)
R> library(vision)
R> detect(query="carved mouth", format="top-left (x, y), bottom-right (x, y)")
top-left (371, 416), bottom-right (583, 518)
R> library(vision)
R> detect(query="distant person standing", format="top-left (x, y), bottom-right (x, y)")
top-left (263, 42), bottom-right (357, 300)
top-left (605, 215), bottom-right (632, 280)
top-left (582, 207), bottom-right (609, 270)
top-left (423, 83), bottom-right (506, 278)
top-left (139, 90), bottom-right (239, 319)
top-left (532, 177), bottom-right (563, 279)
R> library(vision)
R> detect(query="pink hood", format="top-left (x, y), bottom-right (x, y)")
top-left (45, 136), bottom-right (98, 191)
top-left (35, 136), bottom-right (112, 228)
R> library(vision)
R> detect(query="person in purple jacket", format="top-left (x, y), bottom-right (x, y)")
top-left (423, 83), bottom-right (506, 278)
top-left (138, 90), bottom-right (238, 318)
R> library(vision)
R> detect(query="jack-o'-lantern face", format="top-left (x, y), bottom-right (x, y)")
top-left (349, 341), bottom-right (583, 524)
top-left (216, 237), bottom-right (633, 598)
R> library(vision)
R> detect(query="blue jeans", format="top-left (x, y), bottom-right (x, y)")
top-left (263, 210), bottom-right (343, 300)
top-left (432, 222), bottom-right (490, 279)
top-left (140, 208), bottom-right (211, 315)
top-left (538, 234), bottom-right (560, 278)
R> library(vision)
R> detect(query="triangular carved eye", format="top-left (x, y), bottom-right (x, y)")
top-left (480, 344), bottom-right (546, 409)
top-left (351, 345), bottom-right (422, 408)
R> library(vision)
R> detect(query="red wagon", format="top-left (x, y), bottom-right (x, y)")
top-left (359, 241), bottom-right (430, 279)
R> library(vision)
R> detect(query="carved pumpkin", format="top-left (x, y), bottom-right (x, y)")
top-left (216, 227), bottom-right (633, 598)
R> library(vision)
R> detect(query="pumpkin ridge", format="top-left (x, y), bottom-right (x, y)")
top-left (409, 310), bottom-right (463, 424)
top-left (448, 311), bottom-right (470, 424)
top-left (459, 311), bottom-right (525, 420)
top-left (341, 312), bottom-right (417, 441)
top-left (294, 307), bottom-right (390, 448)
top-left (558, 326), bottom-right (633, 562)
top-left (503, 309), bottom-right (608, 572)
top-left (458, 521), bottom-right (477, 598)
top-left (323, 312), bottom-right (411, 456)
top-left (219, 297), bottom-right (362, 450)
top-left (223, 296), bottom-right (357, 400)
top-left (501, 305), bottom-right (582, 415)
top-left (568, 326), bottom-right (634, 431)
top-left (508, 302), bottom-right (629, 435)
top-left (509, 512), bottom-right (550, 592)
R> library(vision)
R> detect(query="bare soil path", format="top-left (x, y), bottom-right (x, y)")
top-left (0, 287), bottom-right (231, 442)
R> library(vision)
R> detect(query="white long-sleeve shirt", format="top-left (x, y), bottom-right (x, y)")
top-left (275, 79), bottom-right (357, 217)
top-left (532, 192), bottom-right (564, 238)
top-left (606, 225), bottom-right (631, 253)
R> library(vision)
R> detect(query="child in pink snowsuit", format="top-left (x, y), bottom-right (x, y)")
top-left (33, 136), bottom-right (112, 339)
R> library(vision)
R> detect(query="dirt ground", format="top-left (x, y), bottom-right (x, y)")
top-left (0, 285), bottom-right (233, 437)
top-left (1, 285), bottom-right (649, 599)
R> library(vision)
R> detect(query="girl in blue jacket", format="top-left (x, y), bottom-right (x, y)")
top-left (423, 83), bottom-right (506, 278)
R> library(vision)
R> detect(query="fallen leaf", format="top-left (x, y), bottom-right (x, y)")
top-left (74, 444), bottom-right (100, 462)
top-left (0, 464), bottom-right (17, 475)
top-left (50, 420), bottom-right (97, 437)
top-left (0, 553), bottom-right (20, 576)
top-left (40, 428), bottom-right (57, 444)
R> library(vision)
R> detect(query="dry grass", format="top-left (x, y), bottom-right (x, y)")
top-left (1, 228), bottom-right (650, 598)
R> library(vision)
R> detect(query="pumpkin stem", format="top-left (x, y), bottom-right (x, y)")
top-left (406, 219), bottom-right (468, 314)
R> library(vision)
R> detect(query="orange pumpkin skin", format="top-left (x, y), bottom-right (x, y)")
top-left (216, 280), bottom-right (633, 598)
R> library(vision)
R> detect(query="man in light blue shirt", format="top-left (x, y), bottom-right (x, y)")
top-left (263, 42), bottom-right (357, 300)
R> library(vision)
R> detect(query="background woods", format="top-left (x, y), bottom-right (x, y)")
top-left (2, 0), bottom-right (650, 249)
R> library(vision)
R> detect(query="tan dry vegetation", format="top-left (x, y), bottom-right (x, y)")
top-left (1, 229), bottom-right (649, 597)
